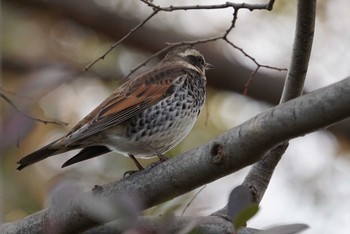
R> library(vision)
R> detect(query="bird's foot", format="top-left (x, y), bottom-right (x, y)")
top-left (123, 155), bottom-right (145, 178)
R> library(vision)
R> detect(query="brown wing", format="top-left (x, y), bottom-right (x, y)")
top-left (62, 71), bottom-right (186, 146)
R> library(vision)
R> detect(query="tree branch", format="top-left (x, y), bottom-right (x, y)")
top-left (2, 76), bottom-right (350, 233)
top-left (280, 0), bottom-right (316, 103)
top-left (241, 0), bottom-right (317, 205)
top-left (121, 0), bottom-right (285, 80)
top-left (140, 0), bottom-right (275, 12)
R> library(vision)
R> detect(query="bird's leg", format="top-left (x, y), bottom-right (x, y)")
top-left (155, 151), bottom-right (168, 162)
top-left (129, 154), bottom-right (144, 170)
top-left (123, 154), bottom-right (144, 178)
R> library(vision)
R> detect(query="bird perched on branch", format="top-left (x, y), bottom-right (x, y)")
top-left (17, 46), bottom-right (212, 172)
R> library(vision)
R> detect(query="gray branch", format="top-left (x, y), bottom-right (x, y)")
top-left (242, 0), bottom-right (317, 204)
top-left (280, 0), bottom-right (316, 103)
top-left (1, 76), bottom-right (350, 233)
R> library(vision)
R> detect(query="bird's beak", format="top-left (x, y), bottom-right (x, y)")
top-left (205, 63), bottom-right (214, 70)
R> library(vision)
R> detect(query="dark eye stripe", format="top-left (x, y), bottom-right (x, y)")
top-left (187, 55), bottom-right (205, 67)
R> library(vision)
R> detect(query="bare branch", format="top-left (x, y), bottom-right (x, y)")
top-left (140, 0), bottom-right (275, 12)
top-left (223, 39), bottom-right (288, 95)
top-left (280, 0), bottom-right (316, 103)
top-left (123, 45), bottom-right (173, 79)
top-left (242, 143), bottom-right (289, 202)
top-left (89, 0), bottom-right (282, 85)
top-left (238, 0), bottom-right (317, 210)
top-left (84, 10), bottom-right (159, 71)
top-left (181, 185), bottom-right (206, 216)
top-left (124, 9), bottom-right (286, 82)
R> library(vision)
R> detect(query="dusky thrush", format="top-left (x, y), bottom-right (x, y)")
top-left (17, 46), bottom-right (212, 171)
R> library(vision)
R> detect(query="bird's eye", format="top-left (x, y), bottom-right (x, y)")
top-left (188, 55), bottom-right (205, 66)
top-left (197, 56), bottom-right (204, 65)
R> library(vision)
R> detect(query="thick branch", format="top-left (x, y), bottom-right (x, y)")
top-left (2, 77), bottom-right (350, 233)
top-left (240, 0), bottom-right (317, 205)
top-left (280, 0), bottom-right (316, 103)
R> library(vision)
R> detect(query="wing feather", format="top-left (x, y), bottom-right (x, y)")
top-left (62, 72), bottom-right (186, 145)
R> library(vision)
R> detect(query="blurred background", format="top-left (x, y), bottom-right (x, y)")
top-left (1, 0), bottom-right (350, 233)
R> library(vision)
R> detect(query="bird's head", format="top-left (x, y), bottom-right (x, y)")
top-left (164, 46), bottom-right (213, 75)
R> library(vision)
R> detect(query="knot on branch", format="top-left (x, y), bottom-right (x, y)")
top-left (210, 143), bottom-right (225, 164)
top-left (247, 185), bottom-right (259, 203)
top-left (92, 184), bottom-right (103, 194)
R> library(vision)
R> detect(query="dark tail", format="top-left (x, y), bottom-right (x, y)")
top-left (61, 146), bottom-right (111, 168)
top-left (17, 140), bottom-right (67, 171)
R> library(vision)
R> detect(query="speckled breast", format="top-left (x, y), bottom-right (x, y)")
top-left (124, 73), bottom-right (206, 157)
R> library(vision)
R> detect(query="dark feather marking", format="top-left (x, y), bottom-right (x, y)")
top-left (61, 146), bottom-right (111, 168)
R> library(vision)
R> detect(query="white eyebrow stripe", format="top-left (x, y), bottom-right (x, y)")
top-left (179, 49), bottom-right (202, 57)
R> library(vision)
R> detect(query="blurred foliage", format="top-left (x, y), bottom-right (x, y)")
top-left (234, 204), bottom-right (259, 232)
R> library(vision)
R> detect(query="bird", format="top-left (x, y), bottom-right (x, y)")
top-left (17, 46), bottom-right (212, 171)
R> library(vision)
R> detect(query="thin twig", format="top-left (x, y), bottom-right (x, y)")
top-left (141, 0), bottom-right (275, 12)
top-left (123, 10), bottom-right (285, 81)
top-left (123, 45), bottom-right (172, 79)
top-left (243, 67), bottom-right (260, 96)
top-left (225, 39), bottom-right (287, 72)
top-left (224, 39), bottom-right (287, 94)
top-left (86, 0), bottom-right (277, 76)
top-left (84, 10), bottom-right (159, 71)
top-left (0, 91), bottom-right (68, 126)
top-left (181, 185), bottom-right (206, 216)
top-left (123, 2), bottom-right (284, 88)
